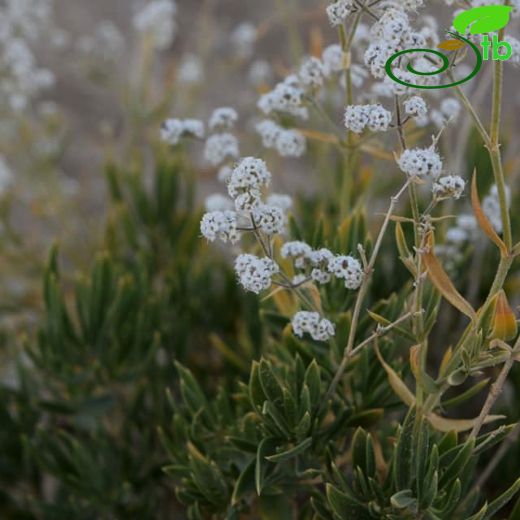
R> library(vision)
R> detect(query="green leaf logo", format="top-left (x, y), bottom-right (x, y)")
top-left (453, 5), bottom-right (513, 35)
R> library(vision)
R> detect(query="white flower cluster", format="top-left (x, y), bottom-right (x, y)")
top-left (397, 147), bottom-right (442, 180)
top-left (344, 104), bottom-right (392, 134)
top-left (230, 22), bottom-right (257, 59)
top-left (234, 254), bottom-right (279, 294)
top-left (298, 56), bottom-right (325, 88)
top-left (200, 210), bottom-right (240, 244)
top-left (77, 21), bottom-right (124, 65)
top-left (432, 175), bottom-right (466, 200)
top-left (204, 107), bottom-right (240, 167)
top-left (227, 157), bottom-right (272, 210)
top-left (364, 7), bottom-right (432, 85)
top-left (292, 311), bottom-right (335, 341)
top-left (160, 118), bottom-right (205, 145)
top-left (0, 0), bottom-right (56, 112)
top-left (281, 242), bottom-right (364, 290)
top-left (201, 158), bottom-right (290, 244)
top-left (178, 53), bottom-right (204, 85)
top-left (209, 107), bottom-right (238, 131)
top-left (256, 120), bottom-right (306, 158)
top-left (258, 76), bottom-right (308, 119)
top-left (436, 214), bottom-right (478, 269)
top-left (483, 184), bottom-right (511, 234)
top-left (326, 0), bottom-right (354, 27)
top-left (403, 96), bottom-right (428, 118)
top-left (204, 133), bottom-right (240, 166)
top-left (133, 0), bottom-right (177, 50)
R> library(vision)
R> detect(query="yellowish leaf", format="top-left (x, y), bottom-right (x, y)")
top-left (422, 233), bottom-right (477, 321)
top-left (427, 413), bottom-right (505, 433)
top-left (437, 39), bottom-right (466, 51)
top-left (375, 346), bottom-right (415, 406)
top-left (491, 290), bottom-right (518, 341)
top-left (439, 346), bottom-right (453, 377)
top-left (471, 172), bottom-right (508, 256)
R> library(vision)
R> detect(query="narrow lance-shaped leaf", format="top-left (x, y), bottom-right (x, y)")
top-left (471, 173), bottom-right (508, 256)
top-left (422, 232), bottom-right (476, 321)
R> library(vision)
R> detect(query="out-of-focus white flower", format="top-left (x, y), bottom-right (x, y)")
top-left (133, 0), bottom-right (177, 50)
top-left (292, 311), bottom-right (335, 341)
top-left (483, 184), bottom-right (511, 234)
top-left (432, 175), bottom-right (466, 200)
top-left (281, 241), bottom-right (313, 268)
top-left (404, 96), bottom-right (427, 118)
top-left (161, 118), bottom-right (204, 145)
top-left (256, 120), bottom-right (306, 158)
top-left (209, 107), bottom-right (238, 131)
top-left (230, 22), bottom-right (256, 59)
top-left (248, 60), bottom-right (273, 86)
top-left (204, 133), bottom-right (240, 166)
top-left (298, 57), bottom-right (325, 88)
top-left (178, 53), bottom-right (204, 85)
top-left (258, 79), bottom-right (308, 120)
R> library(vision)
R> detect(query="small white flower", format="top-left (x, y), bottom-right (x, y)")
top-left (133, 0), bottom-right (177, 50)
top-left (432, 175), bottom-right (466, 200)
top-left (326, 0), bottom-right (354, 26)
top-left (327, 255), bottom-right (364, 289)
top-left (404, 96), bottom-right (427, 118)
top-left (311, 268), bottom-right (332, 284)
top-left (367, 104), bottom-right (392, 132)
top-left (234, 254), bottom-right (279, 294)
top-left (483, 184), bottom-right (511, 234)
top-left (252, 204), bottom-right (285, 235)
top-left (275, 129), bottom-right (306, 157)
top-left (231, 22), bottom-right (257, 59)
top-left (281, 241), bottom-right (313, 268)
top-left (228, 157), bottom-right (271, 199)
top-left (322, 44), bottom-right (344, 76)
top-left (397, 147), bottom-right (443, 180)
top-left (344, 105), bottom-right (370, 134)
top-left (204, 133), bottom-right (240, 166)
top-left (209, 107), bottom-right (238, 131)
top-left (298, 57), bottom-right (325, 88)
top-left (200, 210), bottom-right (240, 243)
top-left (178, 53), bottom-right (204, 85)
top-left (292, 311), bottom-right (335, 341)
top-left (161, 118), bottom-right (204, 145)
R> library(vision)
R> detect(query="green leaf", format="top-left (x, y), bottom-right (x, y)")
top-left (438, 438), bottom-right (474, 489)
top-left (258, 358), bottom-right (284, 408)
top-left (255, 438), bottom-right (278, 495)
top-left (304, 359), bottom-right (321, 409)
top-left (231, 458), bottom-right (255, 505)
top-left (325, 484), bottom-right (369, 519)
top-left (394, 407), bottom-right (416, 490)
top-left (453, 5), bottom-right (513, 35)
top-left (390, 489), bottom-right (416, 509)
top-left (265, 437), bottom-right (312, 462)
top-left (249, 361), bottom-right (267, 410)
top-left (483, 477), bottom-right (520, 519)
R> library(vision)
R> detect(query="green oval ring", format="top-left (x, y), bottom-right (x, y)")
top-left (384, 32), bottom-right (483, 90)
